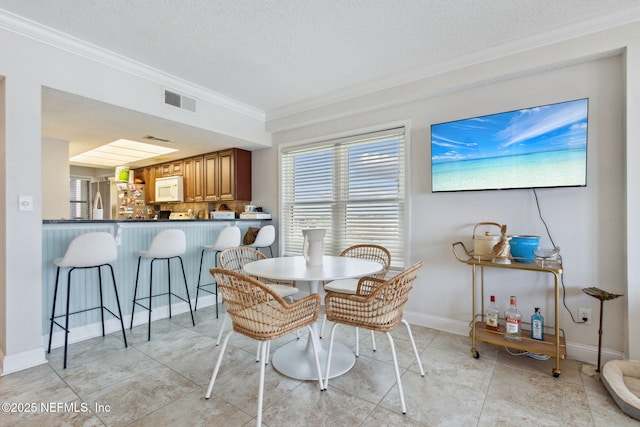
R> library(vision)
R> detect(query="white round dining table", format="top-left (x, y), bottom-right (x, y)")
top-left (243, 255), bottom-right (382, 380)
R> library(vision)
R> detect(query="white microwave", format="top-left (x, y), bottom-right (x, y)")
top-left (155, 176), bottom-right (184, 203)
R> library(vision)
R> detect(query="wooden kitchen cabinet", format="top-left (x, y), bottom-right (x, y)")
top-left (203, 152), bottom-right (219, 201)
top-left (193, 155), bottom-right (204, 201)
top-left (162, 160), bottom-right (183, 177)
top-left (183, 155), bottom-right (204, 202)
top-left (141, 166), bottom-right (156, 205)
top-left (219, 148), bottom-right (251, 201)
top-left (143, 148), bottom-right (250, 203)
top-left (183, 157), bottom-right (194, 202)
top-left (204, 148), bottom-right (251, 202)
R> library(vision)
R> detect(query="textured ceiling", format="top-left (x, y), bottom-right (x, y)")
top-left (2, 0), bottom-right (639, 114)
top-left (1, 0), bottom-right (639, 167)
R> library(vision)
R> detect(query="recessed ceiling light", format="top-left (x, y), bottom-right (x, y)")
top-left (70, 139), bottom-right (178, 167)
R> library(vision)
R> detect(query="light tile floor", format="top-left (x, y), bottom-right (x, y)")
top-left (0, 305), bottom-right (637, 426)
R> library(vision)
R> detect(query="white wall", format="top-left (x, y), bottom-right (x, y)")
top-left (42, 138), bottom-right (70, 219)
top-left (256, 23), bottom-right (640, 365)
top-left (0, 79), bottom-right (6, 364)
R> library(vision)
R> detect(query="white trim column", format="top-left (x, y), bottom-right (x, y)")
top-left (626, 43), bottom-right (640, 361)
top-left (0, 74), bottom-right (47, 375)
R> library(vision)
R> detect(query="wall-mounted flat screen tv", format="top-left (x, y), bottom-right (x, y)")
top-left (431, 98), bottom-right (588, 192)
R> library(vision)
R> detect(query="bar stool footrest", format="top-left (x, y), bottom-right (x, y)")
top-left (196, 282), bottom-right (218, 295)
top-left (132, 291), bottom-right (193, 309)
top-left (51, 305), bottom-right (125, 327)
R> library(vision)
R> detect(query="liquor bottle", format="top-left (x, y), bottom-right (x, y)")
top-left (531, 307), bottom-right (544, 341)
top-left (486, 295), bottom-right (500, 331)
top-left (504, 295), bottom-right (522, 341)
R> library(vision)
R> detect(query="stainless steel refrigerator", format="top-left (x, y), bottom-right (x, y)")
top-left (90, 179), bottom-right (148, 220)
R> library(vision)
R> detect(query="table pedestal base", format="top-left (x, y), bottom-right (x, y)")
top-left (271, 339), bottom-right (355, 380)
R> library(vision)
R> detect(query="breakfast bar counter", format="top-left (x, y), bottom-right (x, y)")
top-left (42, 219), bottom-right (270, 348)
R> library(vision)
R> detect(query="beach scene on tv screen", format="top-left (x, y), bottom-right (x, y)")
top-left (431, 98), bottom-right (588, 192)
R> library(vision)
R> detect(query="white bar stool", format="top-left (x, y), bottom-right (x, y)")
top-left (244, 225), bottom-right (275, 257)
top-left (47, 232), bottom-right (128, 369)
top-left (130, 229), bottom-right (195, 340)
top-left (194, 225), bottom-right (241, 316)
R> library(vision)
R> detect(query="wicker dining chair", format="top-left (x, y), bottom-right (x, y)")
top-left (324, 261), bottom-right (425, 414)
top-left (320, 244), bottom-right (392, 356)
top-left (216, 247), bottom-right (300, 350)
top-left (206, 268), bottom-right (324, 427)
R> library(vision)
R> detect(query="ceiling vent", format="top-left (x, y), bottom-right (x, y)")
top-left (144, 135), bottom-right (173, 143)
top-left (163, 88), bottom-right (197, 113)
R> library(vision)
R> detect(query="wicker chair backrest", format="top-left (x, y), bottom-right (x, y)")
top-left (339, 244), bottom-right (391, 279)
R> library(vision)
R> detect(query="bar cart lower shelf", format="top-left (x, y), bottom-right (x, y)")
top-left (470, 319), bottom-right (566, 376)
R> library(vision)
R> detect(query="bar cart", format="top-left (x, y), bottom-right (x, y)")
top-left (452, 241), bottom-right (566, 377)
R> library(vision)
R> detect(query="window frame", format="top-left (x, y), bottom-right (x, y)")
top-left (279, 124), bottom-right (410, 270)
top-left (69, 176), bottom-right (91, 220)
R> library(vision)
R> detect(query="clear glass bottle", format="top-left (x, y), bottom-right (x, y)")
top-left (504, 295), bottom-right (522, 341)
top-left (531, 307), bottom-right (544, 341)
top-left (486, 295), bottom-right (500, 331)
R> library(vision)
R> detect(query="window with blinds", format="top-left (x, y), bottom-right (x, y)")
top-left (281, 127), bottom-right (406, 269)
top-left (70, 177), bottom-right (90, 220)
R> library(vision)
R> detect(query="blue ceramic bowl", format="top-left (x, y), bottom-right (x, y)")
top-left (510, 235), bottom-right (540, 263)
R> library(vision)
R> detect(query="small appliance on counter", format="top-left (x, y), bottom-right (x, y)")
top-left (211, 203), bottom-right (236, 219)
top-left (168, 212), bottom-right (192, 220)
top-left (240, 203), bottom-right (271, 219)
top-left (240, 212), bottom-right (272, 219)
top-left (211, 211), bottom-right (235, 219)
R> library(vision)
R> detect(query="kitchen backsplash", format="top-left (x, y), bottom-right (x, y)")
top-left (156, 200), bottom-right (251, 219)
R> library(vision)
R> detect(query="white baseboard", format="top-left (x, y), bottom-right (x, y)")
top-left (403, 309), bottom-right (625, 366)
top-left (1, 348), bottom-right (47, 376)
top-left (46, 296), bottom-right (217, 350)
top-left (566, 341), bottom-right (625, 367)
top-left (404, 310), bottom-right (470, 336)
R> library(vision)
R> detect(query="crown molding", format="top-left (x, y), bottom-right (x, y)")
top-left (267, 3), bottom-right (640, 124)
top-left (0, 9), bottom-right (265, 121)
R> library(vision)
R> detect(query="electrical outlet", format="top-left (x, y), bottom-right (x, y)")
top-left (579, 308), bottom-right (592, 325)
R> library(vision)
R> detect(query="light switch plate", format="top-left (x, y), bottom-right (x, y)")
top-left (19, 196), bottom-right (33, 211)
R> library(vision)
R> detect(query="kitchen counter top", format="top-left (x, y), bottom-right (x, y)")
top-left (43, 218), bottom-right (271, 224)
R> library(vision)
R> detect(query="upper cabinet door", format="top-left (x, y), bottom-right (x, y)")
top-left (183, 157), bottom-right (195, 202)
top-left (163, 160), bottom-right (183, 177)
top-left (218, 149), bottom-right (235, 201)
top-left (193, 155), bottom-right (204, 202)
top-left (218, 148), bottom-right (251, 201)
top-left (203, 152), bottom-right (219, 201)
top-left (142, 166), bottom-right (156, 204)
top-left (183, 155), bottom-right (204, 203)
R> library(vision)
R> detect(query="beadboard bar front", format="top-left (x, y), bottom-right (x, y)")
top-left (42, 220), bottom-right (268, 349)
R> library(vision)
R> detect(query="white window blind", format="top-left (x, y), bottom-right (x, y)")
top-left (70, 177), bottom-right (90, 220)
top-left (281, 127), bottom-right (406, 269)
